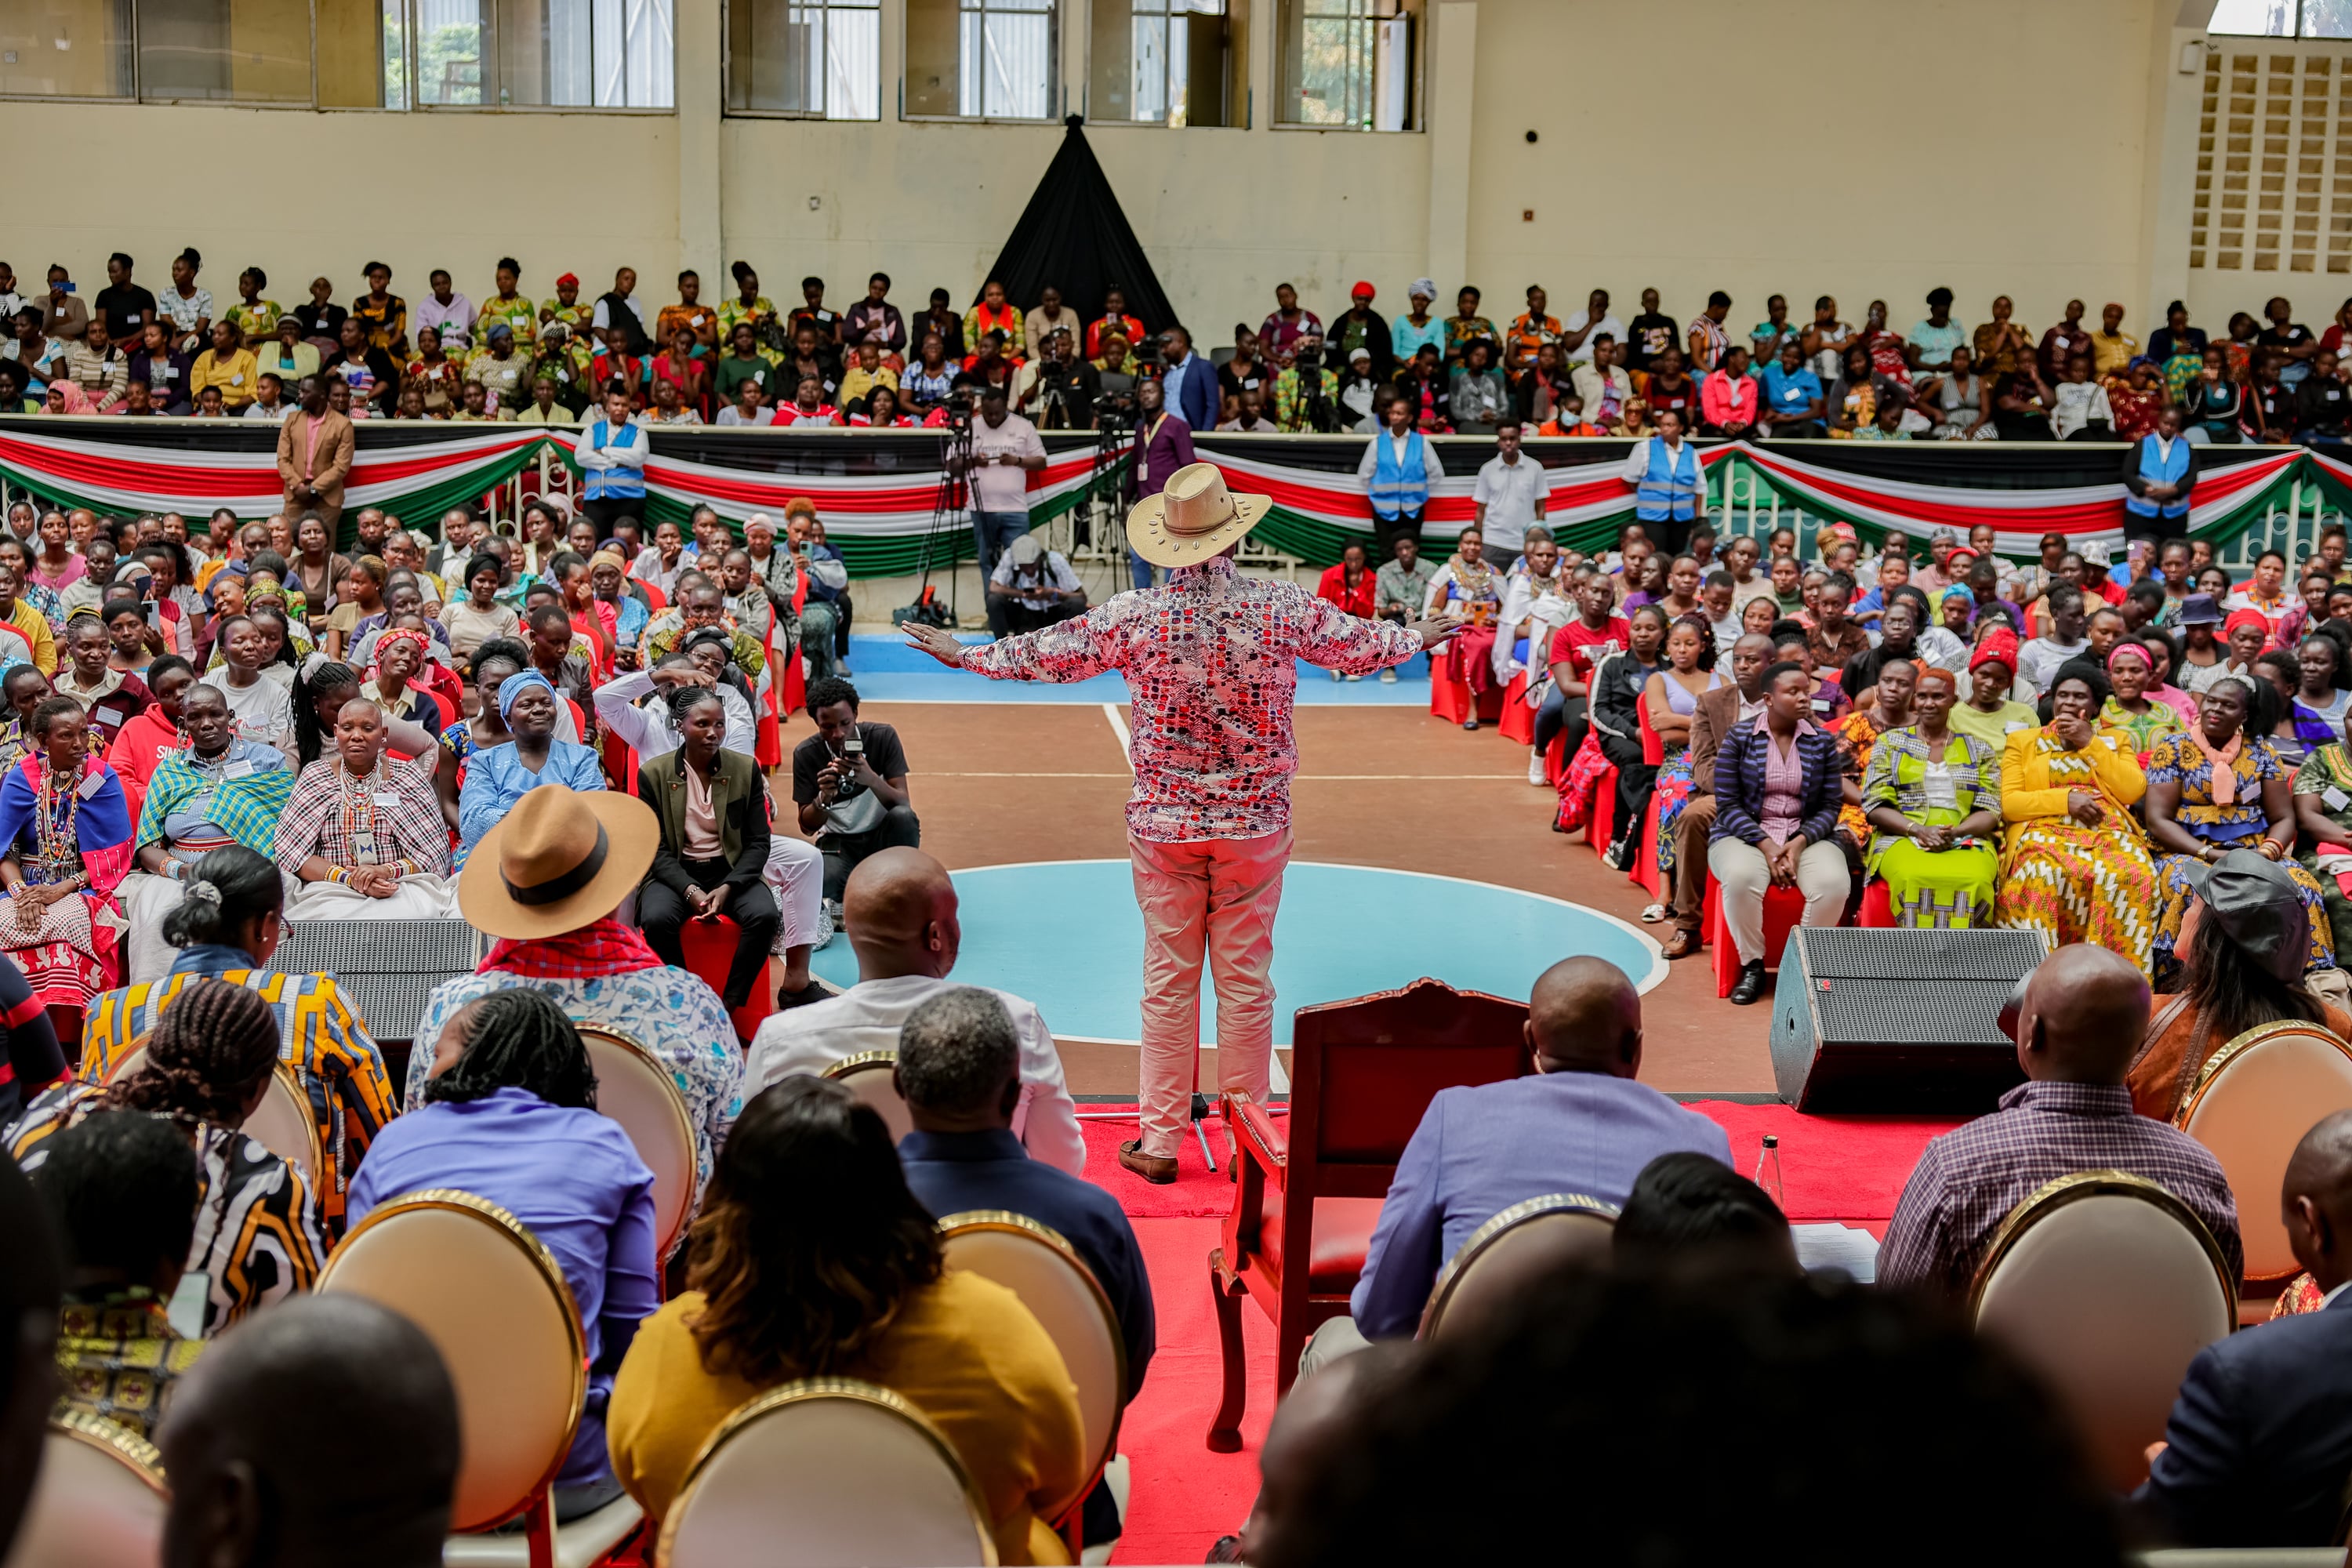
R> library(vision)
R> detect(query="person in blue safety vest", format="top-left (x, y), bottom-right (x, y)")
top-left (1615, 407), bottom-right (1703, 554)
top-left (2121, 403), bottom-right (2197, 547)
top-left (1356, 394), bottom-right (1447, 565)
top-left (575, 381), bottom-right (648, 538)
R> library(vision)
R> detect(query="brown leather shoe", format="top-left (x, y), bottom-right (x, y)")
top-left (1119, 1138), bottom-right (1178, 1185)
top-left (1658, 927), bottom-right (1700, 960)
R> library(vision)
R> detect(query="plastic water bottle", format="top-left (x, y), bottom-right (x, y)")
top-left (1753, 1134), bottom-right (1785, 1207)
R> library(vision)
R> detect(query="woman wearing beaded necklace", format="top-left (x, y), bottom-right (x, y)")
top-left (0, 695), bottom-right (135, 1029)
top-left (275, 695), bottom-right (456, 921)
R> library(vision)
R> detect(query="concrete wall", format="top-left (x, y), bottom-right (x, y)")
top-left (0, 0), bottom-right (2284, 345)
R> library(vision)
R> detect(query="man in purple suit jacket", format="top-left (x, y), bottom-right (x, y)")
top-left (1339, 956), bottom-right (1733, 1345)
top-left (1127, 376), bottom-right (1196, 590)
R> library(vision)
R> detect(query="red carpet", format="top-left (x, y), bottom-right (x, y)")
top-left (1109, 1218), bottom-right (1272, 1565)
top-left (1081, 1099), bottom-right (1958, 1223)
top-left (1088, 1098), bottom-right (1953, 1561)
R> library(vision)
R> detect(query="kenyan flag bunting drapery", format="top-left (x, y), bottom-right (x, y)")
top-left (0, 417), bottom-right (2343, 575)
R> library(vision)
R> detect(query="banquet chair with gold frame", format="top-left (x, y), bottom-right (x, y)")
top-left (938, 1210), bottom-right (1126, 1548)
top-left (1971, 1171), bottom-right (2236, 1493)
top-left (656, 1377), bottom-right (996, 1568)
top-left (109, 1046), bottom-right (324, 1184)
top-left (577, 1022), bottom-right (700, 1262)
top-left (2173, 1019), bottom-right (2352, 1291)
top-left (8, 1413), bottom-right (169, 1568)
top-left (1417, 1192), bottom-right (1621, 1342)
top-left (317, 1189), bottom-right (643, 1568)
top-left (822, 1050), bottom-right (914, 1142)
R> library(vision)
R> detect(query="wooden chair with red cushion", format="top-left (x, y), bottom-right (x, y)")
top-left (1207, 977), bottom-right (1530, 1451)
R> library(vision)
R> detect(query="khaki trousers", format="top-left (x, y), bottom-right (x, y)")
top-left (1129, 829), bottom-right (1289, 1158)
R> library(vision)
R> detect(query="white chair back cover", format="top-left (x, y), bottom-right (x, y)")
top-left (939, 1213), bottom-right (1123, 1519)
top-left (1420, 1194), bottom-right (1620, 1341)
top-left (1973, 1173), bottom-right (2235, 1491)
top-left (111, 1051), bottom-right (322, 1181)
top-left (5, 1417), bottom-right (168, 1568)
top-left (822, 1052), bottom-right (913, 1142)
top-left (579, 1024), bottom-right (699, 1260)
top-left (2178, 1021), bottom-right (2352, 1280)
top-left (659, 1379), bottom-right (997, 1568)
top-left (317, 1190), bottom-right (585, 1533)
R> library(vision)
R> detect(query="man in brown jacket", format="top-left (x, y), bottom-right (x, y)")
top-left (275, 374), bottom-right (354, 535)
top-left (1661, 631), bottom-right (1772, 960)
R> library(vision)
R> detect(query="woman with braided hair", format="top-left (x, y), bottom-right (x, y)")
top-left (353, 985), bottom-right (656, 1520)
top-left (78, 844), bottom-right (394, 1230)
top-left (290, 659), bottom-right (438, 773)
top-left (5, 975), bottom-right (327, 1333)
top-left (634, 683), bottom-right (778, 1020)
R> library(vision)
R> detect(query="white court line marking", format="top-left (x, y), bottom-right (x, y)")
top-left (1101, 703), bottom-right (1133, 767)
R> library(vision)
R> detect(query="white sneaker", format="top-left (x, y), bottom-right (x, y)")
top-left (1528, 752), bottom-right (1548, 786)
top-left (1379, 667), bottom-right (1397, 684)
top-left (1345, 672), bottom-right (1362, 682)
top-left (1330, 669), bottom-right (1342, 682)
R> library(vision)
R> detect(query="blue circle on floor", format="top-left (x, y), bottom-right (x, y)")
top-left (807, 859), bottom-right (1664, 1047)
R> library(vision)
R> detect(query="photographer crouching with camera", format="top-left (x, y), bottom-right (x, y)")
top-left (792, 675), bottom-right (919, 927)
top-left (988, 534), bottom-right (1087, 637)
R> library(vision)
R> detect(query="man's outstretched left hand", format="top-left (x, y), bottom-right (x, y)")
top-left (1410, 615), bottom-right (1467, 650)
top-left (905, 623), bottom-right (967, 667)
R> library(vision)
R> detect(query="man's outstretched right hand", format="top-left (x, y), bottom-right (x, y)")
top-left (1409, 615), bottom-right (1466, 650)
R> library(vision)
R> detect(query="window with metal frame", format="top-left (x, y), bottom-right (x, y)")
top-left (1276, 0), bottom-right (1414, 130)
top-left (725, 0), bottom-right (878, 118)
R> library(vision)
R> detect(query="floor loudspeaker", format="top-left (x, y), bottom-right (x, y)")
top-left (1767, 927), bottom-right (2052, 1112)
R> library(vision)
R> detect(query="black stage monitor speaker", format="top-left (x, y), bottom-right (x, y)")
top-left (1768, 927), bottom-right (2052, 1113)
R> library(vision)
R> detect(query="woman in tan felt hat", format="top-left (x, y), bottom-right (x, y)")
top-left (906, 462), bottom-right (1461, 1184)
top-left (399, 784), bottom-right (746, 1194)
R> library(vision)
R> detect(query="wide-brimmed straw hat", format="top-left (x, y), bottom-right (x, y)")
top-left (459, 786), bottom-right (661, 940)
top-left (1127, 462), bottom-right (1273, 568)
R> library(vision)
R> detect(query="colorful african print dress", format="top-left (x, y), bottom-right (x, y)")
top-left (1834, 707), bottom-right (1891, 847)
top-left (2144, 731), bottom-right (2336, 975)
top-left (0, 756), bottom-right (133, 1007)
top-left (8, 1080), bottom-right (325, 1332)
top-left (1862, 728), bottom-right (2003, 928)
top-left (1991, 726), bottom-right (2162, 977)
top-left (1650, 671), bottom-right (1724, 883)
top-left (2294, 742), bottom-right (2352, 961)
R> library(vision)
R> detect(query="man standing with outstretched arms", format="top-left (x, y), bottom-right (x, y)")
top-left (906, 463), bottom-right (1461, 1182)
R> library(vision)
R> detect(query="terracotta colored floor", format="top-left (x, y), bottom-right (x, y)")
top-left (852, 699), bottom-right (1773, 1096)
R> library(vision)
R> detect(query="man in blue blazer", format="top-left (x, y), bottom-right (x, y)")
top-left (1344, 955), bottom-right (1733, 1341)
top-left (2138, 1109), bottom-right (2352, 1545)
top-left (1158, 325), bottom-right (1218, 431)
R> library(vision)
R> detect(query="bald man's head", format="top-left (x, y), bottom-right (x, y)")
top-left (1525, 956), bottom-right (1642, 1078)
top-left (2016, 943), bottom-right (2151, 1086)
top-left (843, 847), bottom-right (961, 982)
top-left (2285, 1109), bottom-right (2352, 1293)
top-left (161, 1295), bottom-right (458, 1568)
top-left (0, 1156), bottom-right (60, 1564)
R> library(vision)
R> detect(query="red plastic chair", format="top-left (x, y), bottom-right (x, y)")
top-left (1858, 880), bottom-right (1896, 927)
top-left (1208, 978), bottom-right (1530, 1450)
top-left (1543, 729), bottom-right (1568, 787)
top-left (1587, 764), bottom-right (1619, 857)
top-left (680, 916), bottom-right (774, 1041)
top-left (1498, 671), bottom-right (1536, 744)
top-left (1705, 877), bottom-right (1808, 999)
top-left (1428, 641), bottom-right (1506, 727)
top-left (1627, 696), bottom-right (1668, 896)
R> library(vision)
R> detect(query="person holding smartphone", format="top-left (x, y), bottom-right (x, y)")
top-left (790, 677), bottom-right (916, 930)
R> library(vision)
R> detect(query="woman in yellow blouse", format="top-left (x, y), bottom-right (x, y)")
top-left (608, 1076), bottom-right (1086, 1564)
top-left (1991, 666), bottom-right (2164, 975)
top-left (190, 319), bottom-right (260, 411)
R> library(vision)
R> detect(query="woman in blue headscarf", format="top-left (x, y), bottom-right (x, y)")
top-left (454, 668), bottom-right (604, 867)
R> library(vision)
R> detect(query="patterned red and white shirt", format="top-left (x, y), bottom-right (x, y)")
top-left (957, 554), bottom-right (1423, 843)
